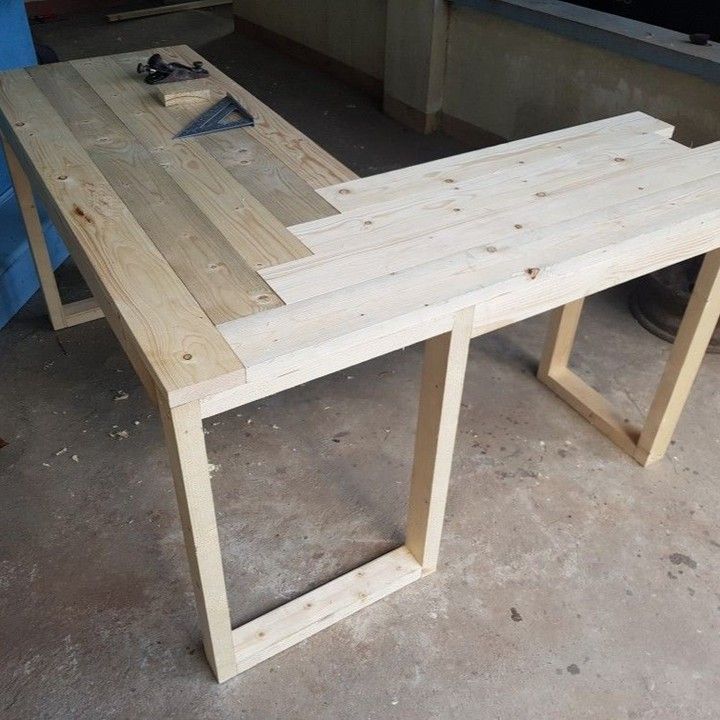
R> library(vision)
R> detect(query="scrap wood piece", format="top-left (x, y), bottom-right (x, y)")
top-left (107, 0), bottom-right (232, 23)
top-left (157, 85), bottom-right (212, 107)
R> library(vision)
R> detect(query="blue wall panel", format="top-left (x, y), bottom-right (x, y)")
top-left (0, 0), bottom-right (68, 328)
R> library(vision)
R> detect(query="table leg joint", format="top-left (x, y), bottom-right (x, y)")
top-left (538, 251), bottom-right (720, 466)
top-left (231, 546), bottom-right (422, 675)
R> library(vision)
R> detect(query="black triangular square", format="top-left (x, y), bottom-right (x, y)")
top-left (175, 93), bottom-right (254, 138)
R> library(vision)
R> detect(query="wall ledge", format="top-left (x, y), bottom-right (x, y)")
top-left (451, 0), bottom-right (720, 84)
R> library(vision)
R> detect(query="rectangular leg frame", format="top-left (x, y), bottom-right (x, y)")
top-left (538, 249), bottom-right (720, 466)
top-left (2, 136), bottom-right (104, 331)
top-left (159, 307), bottom-right (474, 681)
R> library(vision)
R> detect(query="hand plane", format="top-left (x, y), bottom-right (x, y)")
top-left (137, 53), bottom-right (209, 84)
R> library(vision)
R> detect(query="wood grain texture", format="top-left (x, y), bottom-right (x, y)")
top-left (30, 62), bottom-right (281, 322)
top-left (62, 297), bottom-right (105, 327)
top-left (0, 68), bottom-right (244, 403)
top-left (265, 130), bottom-right (694, 304)
top-left (109, 49), bottom-right (341, 226)
top-left (159, 399), bottom-right (237, 682)
top-left (635, 248), bottom-right (720, 465)
top-left (538, 298), bottom-right (585, 379)
top-left (318, 111), bottom-right (674, 211)
top-left (169, 45), bottom-right (357, 189)
top-left (70, 54), bottom-right (313, 270)
top-left (539, 367), bottom-right (641, 457)
top-left (6, 50), bottom-right (720, 686)
top-left (232, 546), bottom-right (421, 673)
top-left (406, 308), bottom-right (473, 572)
top-left (222, 162), bottom-right (720, 380)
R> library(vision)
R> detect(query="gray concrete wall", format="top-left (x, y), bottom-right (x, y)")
top-left (232, 0), bottom-right (387, 81)
top-left (232, 1), bottom-right (720, 148)
top-left (444, 8), bottom-right (720, 147)
top-left (383, 0), bottom-right (448, 131)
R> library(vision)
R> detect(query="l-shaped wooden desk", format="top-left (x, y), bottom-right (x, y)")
top-left (2, 46), bottom-right (719, 683)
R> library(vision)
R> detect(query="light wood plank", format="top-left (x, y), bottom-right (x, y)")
top-left (159, 399), bottom-right (237, 682)
top-left (107, 0), bottom-right (231, 22)
top-left (148, 48), bottom-right (340, 225)
top-left (30, 63), bottom-right (281, 322)
top-left (105, 48), bottom-right (340, 226)
top-left (221, 168), bottom-right (720, 380)
top-left (200, 315), bottom-right (451, 418)
top-left (69, 55), bottom-right (312, 270)
top-left (168, 45), bottom-right (356, 189)
top-left (157, 85), bottom-right (211, 107)
top-left (635, 248), bottom-right (720, 465)
top-left (265, 135), bottom-right (700, 304)
top-left (0, 69), bottom-right (245, 404)
top-left (540, 367), bottom-right (640, 457)
top-left (318, 111), bottom-right (675, 211)
top-left (232, 546), bottom-right (421, 674)
top-left (62, 297), bottom-right (105, 327)
top-left (538, 299), bottom-right (585, 379)
top-left (406, 308), bottom-right (473, 572)
top-left (1, 135), bottom-right (66, 330)
top-left (296, 125), bottom-right (685, 255)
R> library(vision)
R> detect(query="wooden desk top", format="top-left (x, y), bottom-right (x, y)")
top-left (2, 46), bottom-right (720, 413)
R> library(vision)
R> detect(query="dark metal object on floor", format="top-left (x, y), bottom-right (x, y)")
top-left (136, 53), bottom-right (209, 84)
top-left (689, 33), bottom-right (711, 46)
top-left (175, 93), bottom-right (254, 138)
top-left (630, 257), bottom-right (720, 353)
top-left (34, 44), bottom-right (58, 65)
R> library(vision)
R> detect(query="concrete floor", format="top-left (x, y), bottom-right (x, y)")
top-left (1, 7), bottom-right (719, 719)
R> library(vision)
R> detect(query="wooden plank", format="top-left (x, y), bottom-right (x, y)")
top-left (232, 546), bottom-right (421, 674)
top-left (62, 297), bottom-right (105, 327)
top-left (220, 169), bottom-right (720, 380)
top-left (318, 111), bottom-right (675, 211)
top-left (539, 368), bottom-right (640, 457)
top-left (200, 315), bottom-right (451, 418)
top-left (159, 399), bottom-right (237, 682)
top-left (298, 123), bottom-right (685, 255)
top-left (107, 0), bottom-right (231, 23)
top-left (0, 69), bottom-right (245, 404)
top-left (538, 299), bottom-right (585, 379)
top-left (30, 63), bottom-right (281, 323)
top-left (143, 48), bottom-right (340, 225)
top-left (406, 308), bottom-right (473, 572)
top-left (1, 136), bottom-right (67, 330)
top-left (264, 134), bottom-right (699, 305)
top-left (69, 55), bottom-right (312, 270)
top-left (168, 45), bottom-right (357, 189)
top-left (104, 49), bottom-right (339, 226)
top-left (635, 248), bottom-right (720, 465)
top-left (118, 330), bottom-right (159, 406)
top-left (157, 85), bottom-right (212, 107)
top-left (194, 119), bottom-right (338, 227)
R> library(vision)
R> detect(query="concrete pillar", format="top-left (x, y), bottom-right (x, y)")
top-left (384, 0), bottom-right (448, 134)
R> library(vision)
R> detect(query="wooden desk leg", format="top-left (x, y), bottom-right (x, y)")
top-left (406, 307), bottom-right (474, 573)
top-left (538, 250), bottom-right (720, 466)
top-left (159, 398), bottom-right (237, 682)
top-left (538, 298), bottom-right (584, 380)
top-left (1, 136), bottom-right (104, 330)
top-left (634, 249), bottom-right (720, 465)
top-left (157, 308), bottom-right (474, 682)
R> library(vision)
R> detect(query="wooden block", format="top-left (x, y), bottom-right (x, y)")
top-left (157, 85), bottom-right (212, 107)
top-left (107, 0), bottom-right (232, 23)
top-left (232, 546), bottom-right (422, 673)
